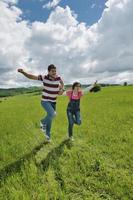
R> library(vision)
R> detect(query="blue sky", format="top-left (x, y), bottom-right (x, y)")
top-left (18, 0), bottom-right (108, 26)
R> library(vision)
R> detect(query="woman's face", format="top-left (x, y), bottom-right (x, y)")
top-left (74, 84), bottom-right (81, 91)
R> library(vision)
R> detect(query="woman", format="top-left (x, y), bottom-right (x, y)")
top-left (66, 82), bottom-right (83, 141)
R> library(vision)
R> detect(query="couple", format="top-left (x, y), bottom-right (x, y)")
top-left (18, 64), bottom-right (83, 143)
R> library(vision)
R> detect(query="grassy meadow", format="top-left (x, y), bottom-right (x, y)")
top-left (0, 86), bottom-right (133, 200)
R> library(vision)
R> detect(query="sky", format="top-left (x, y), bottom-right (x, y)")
top-left (0, 0), bottom-right (133, 88)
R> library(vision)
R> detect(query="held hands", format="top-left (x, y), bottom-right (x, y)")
top-left (58, 87), bottom-right (65, 95)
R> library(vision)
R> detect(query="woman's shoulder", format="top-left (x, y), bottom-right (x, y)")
top-left (78, 90), bottom-right (83, 97)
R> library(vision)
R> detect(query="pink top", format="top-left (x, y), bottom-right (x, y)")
top-left (66, 90), bottom-right (83, 100)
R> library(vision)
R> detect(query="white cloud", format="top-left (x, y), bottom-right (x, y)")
top-left (0, 0), bottom-right (133, 88)
top-left (105, 0), bottom-right (130, 9)
top-left (2, 0), bottom-right (18, 4)
top-left (47, 6), bottom-right (78, 27)
top-left (24, 6), bottom-right (96, 83)
top-left (43, 0), bottom-right (61, 9)
top-left (0, 1), bottom-right (31, 88)
top-left (89, 0), bottom-right (133, 76)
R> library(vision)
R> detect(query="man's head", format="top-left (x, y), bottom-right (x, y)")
top-left (48, 64), bottom-right (56, 78)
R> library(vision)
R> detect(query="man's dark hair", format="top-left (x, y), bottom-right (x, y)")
top-left (72, 82), bottom-right (81, 90)
top-left (48, 64), bottom-right (56, 71)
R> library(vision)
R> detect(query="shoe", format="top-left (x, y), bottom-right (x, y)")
top-left (40, 122), bottom-right (46, 132)
top-left (68, 136), bottom-right (74, 141)
top-left (46, 138), bottom-right (51, 143)
top-left (45, 135), bottom-right (51, 143)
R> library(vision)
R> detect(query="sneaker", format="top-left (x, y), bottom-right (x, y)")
top-left (40, 122), bottom-right (46, 132)
top-left (45, 135), bottom-right (51, 143)
top-left (68, 136), bottom-right (74, 141)
top-left (46, 138), bottom-right (51, 143)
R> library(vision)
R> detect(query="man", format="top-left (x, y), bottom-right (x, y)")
top-left (18, 64), bottom-right (64, 142)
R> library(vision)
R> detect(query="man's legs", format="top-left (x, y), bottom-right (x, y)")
top-left (41, 101), bottom-right (56, 138)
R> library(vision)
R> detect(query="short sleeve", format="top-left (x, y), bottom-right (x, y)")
top-left (59, 76), bottom-right (63, 82)
top-left (56, 76), bottom-right (62, 82)
top-left (79, 91), bottom-right (83, 98)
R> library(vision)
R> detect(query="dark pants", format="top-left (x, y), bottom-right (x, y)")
top-left (67, 110), bottom-right (81, 137)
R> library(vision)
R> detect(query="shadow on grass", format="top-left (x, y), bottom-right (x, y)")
top-left (37, 139), bottom-right (73, 190)
top-left (38, 139), bottom-right (73, 170)
top-left (0, 140), bottom-right (49, 184)
top-left (0, 139), bottom-right (73, 185)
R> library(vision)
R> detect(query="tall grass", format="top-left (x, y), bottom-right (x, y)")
top-left (0, 86), bottom-right (133, 199)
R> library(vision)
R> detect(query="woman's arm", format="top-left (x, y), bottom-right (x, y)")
top-left (18, 69), bottom-right (38, 80)
top-left (83, 85), bottom-right (94, 94)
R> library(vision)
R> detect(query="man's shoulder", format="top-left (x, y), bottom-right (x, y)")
top-left (55, 75), bottom-right (61, 81)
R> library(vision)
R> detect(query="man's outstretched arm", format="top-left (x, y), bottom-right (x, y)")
top-left (18, 69), bottom-right (38, 80)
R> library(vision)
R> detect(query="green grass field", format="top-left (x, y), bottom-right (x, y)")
top-left (0, 86), bottom-right (133, 200)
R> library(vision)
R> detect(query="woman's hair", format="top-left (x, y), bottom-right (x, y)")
top-left (72, 82), bottom-right (81, 90)
top-left (48, 64), bottom-right (56, 71)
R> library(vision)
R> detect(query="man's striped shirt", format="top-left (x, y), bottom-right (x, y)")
top-left (38, 74), bottom-right (62, 102)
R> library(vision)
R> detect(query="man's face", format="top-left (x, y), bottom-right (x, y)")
top-left (48, 68), bottom-right (56, 78)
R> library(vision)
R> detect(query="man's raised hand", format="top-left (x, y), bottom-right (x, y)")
top-left (18, 68), bottom-right (24, 73)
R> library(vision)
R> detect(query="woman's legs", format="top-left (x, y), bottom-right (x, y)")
top-left (67, 110), bottom-right (82, 138)
top-left (67, 110), bottom-right (74, 137)
top-left (74, 111), bottom-right (81, 125)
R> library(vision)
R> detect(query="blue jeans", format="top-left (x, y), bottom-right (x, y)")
top-left (67, 110), bottom-right (81, 137)
top-left (41, 101), bottom-right (56, 138)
